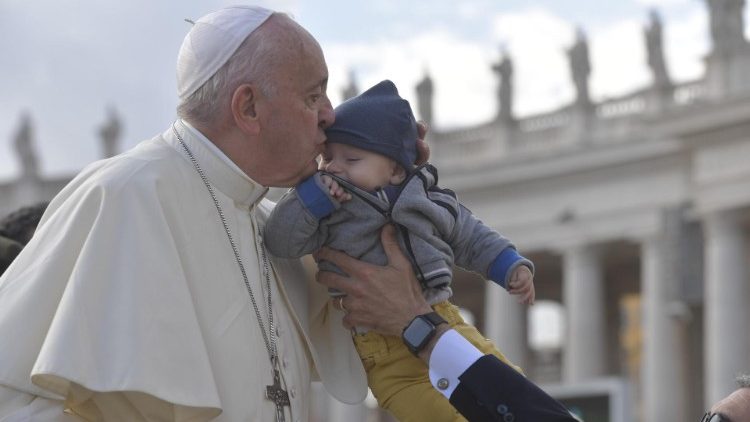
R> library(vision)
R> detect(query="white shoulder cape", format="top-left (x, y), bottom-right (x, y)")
top-left (0, 129), bottom-right (366, 420)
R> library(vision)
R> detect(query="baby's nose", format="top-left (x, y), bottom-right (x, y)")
top-left (324, 161), bottom-right (340, 173)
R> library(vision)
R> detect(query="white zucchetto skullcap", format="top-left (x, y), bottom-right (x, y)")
top-left (177, 5), bottom-right (274, 100)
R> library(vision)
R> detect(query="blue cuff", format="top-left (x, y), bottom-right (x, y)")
top-left (296, 174), bottom-right (336, 219)
top-left (488, 248), bottom-right (529, 289)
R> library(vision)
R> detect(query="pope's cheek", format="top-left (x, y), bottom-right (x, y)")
top-left (301, 159), bottom-right (318, 178)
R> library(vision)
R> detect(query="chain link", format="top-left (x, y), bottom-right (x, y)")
top-left (172, 122), bottom-right (277, 364)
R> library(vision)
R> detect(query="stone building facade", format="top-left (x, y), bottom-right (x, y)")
top-left (420, 2), bottom-right (750, 421)
top-left (325, 2), bottom-right (750, 421)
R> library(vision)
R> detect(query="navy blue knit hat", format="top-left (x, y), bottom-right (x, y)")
top-left (326, 80), bottom-right (417, 171)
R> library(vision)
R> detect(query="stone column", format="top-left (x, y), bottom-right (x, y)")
top-left (703, 210), bottom-right (750, 406)
top-left (562, 244), bottom-right (606, 383)
top-left (641, 233), bottom-right (688, 422)
top-left (485, 283), bottom-right (529, 371)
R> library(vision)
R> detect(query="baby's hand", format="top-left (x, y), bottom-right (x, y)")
top-left (320, 174), bottom-right (351, 202)
top-left (508, 265), bottom-right (535, 305)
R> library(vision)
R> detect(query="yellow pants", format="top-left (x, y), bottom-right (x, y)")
top-left (353, 301), bottom-right (523, 422)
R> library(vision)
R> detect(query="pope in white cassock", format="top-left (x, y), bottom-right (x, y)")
top-left (0, 6), bottom-right (370, 421)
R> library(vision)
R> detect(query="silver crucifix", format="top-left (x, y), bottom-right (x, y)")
top-left (266, 368), bottom-right (290, 422)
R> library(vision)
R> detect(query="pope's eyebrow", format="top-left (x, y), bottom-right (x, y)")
top-left (307, 77), bottom-right (328, 92)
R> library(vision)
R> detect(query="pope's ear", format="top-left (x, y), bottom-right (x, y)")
top-left (231, 84), bottom-right (260, 135)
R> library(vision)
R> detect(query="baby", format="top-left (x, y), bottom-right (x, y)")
top-left (265, 80), bottom-right (534, 422)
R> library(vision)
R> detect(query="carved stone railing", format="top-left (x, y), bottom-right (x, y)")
top-left (595, 90), bottom-right (648, 119)
top-left (512, 123), bottom-right (571, 154)
top-left (430, 122), bottom-right (503, 169)
top-left (672, 79), bottom-right (707, 106)
top-left (431, 78), bottom-right (709, 169)
top-left (518, 109), bottom-right (570, 132)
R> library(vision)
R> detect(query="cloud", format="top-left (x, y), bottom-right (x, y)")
top-left (492, 8), bottom-right (577, 115)
top-left (663, 4), bottom-right (708, 82)
top-left (489, 4), bottom-right (709, 115)
top-left (323, 30), bottom-right (499, 130)
top-left (0, 0), bottom-right (235, 181)
top-left (0, 0), bottom-right (719, 182)
top-left (588, 19), bottom-right (651, 98)
top-left (634, 0), bottom-right (692, 7)
top-left (323, 2), bottom-right (714, 132)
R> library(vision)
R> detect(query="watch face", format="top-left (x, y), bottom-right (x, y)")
top-left (404, 317), bottom-right (433, 348)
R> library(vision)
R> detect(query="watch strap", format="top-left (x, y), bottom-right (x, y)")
top-left (422, 311), bottom-right (447, 327)
top-left (402, 311), bottom-right (448, 356)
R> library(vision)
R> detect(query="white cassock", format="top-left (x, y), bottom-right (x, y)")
top-left (0, 121), bottom-right (367, 421)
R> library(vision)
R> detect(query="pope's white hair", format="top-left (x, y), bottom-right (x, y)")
top-left (738, 374), bottom-right (750, 388)
top-left (177, 12), bottom-right (293, 127)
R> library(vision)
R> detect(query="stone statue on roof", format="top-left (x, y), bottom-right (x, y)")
top-left (341, 69), bottom-right (359, 101)
top-left (707, 0), bottom-right (748, 56)
top-left (416, 69), bottom-right (434, 126)
top-left (13, 112), bottom-right (39, 180)
top-left (645, 9), bottom-right (672, 90)
top-left (568, 28), bottom-right (592, 107)
top-left (492, 47), bottom-right (514, 122)
top-left (98, 107), bottom-right (122, 159)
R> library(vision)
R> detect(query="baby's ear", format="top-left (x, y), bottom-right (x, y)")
top-left (390, 164), bottom-right (407, 185)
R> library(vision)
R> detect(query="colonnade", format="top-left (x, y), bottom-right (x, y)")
top-left (484, 207), bottom-right (750, 421)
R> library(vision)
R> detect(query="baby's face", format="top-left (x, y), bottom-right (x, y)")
top-left (319, 143), bottom-right (404, 191)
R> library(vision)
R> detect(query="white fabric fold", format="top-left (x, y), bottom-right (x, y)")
top-left (0, 123), bottom-right (367, 421)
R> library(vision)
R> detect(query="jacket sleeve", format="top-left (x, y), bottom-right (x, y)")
top-left (449, 203), bottom-right (533, 289)
top-left (450, 355), bottom-right (578, 422)
top-left (264, 172), bottom-right (339, 258)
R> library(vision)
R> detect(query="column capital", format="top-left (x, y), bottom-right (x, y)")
top-left (702, 207), bottom-right (748, 229)
top-left (550, 240), bottom-right (605, 257)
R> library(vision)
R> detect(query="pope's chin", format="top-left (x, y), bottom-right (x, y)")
top-left (303, 157), bottom-right (319, 175)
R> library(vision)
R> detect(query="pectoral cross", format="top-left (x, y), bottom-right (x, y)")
top-left (266, 368), bottom-right (290, 422)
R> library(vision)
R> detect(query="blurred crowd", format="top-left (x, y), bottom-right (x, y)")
top-left (0, 202), bottom-right (47, 274)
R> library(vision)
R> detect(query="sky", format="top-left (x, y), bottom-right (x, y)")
top-left (0, 0), bottom-right (734, 181)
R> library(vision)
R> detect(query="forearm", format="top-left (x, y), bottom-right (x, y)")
top-left (451, 205), bottom-right (532, 287)
top-left (423, 329), bottom-right (578, 421)
top-left (421, 327), bottom-right (486, 403)
top-left (417, 323), bottom-right (451, 364)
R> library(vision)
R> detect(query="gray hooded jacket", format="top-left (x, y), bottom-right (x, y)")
top-left (265, 164), bottom-right (532, 305)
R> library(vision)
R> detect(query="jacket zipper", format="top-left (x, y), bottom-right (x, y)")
top-left (322, 168), bottom-right (432, 288)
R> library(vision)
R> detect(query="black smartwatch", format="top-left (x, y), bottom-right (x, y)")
top-left (402, 312), bottom-right (448, 356)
